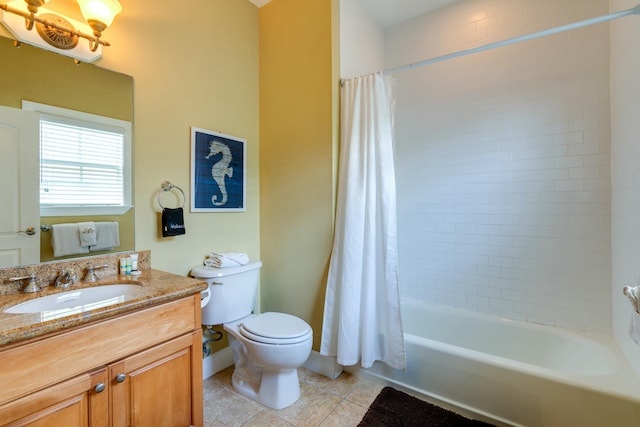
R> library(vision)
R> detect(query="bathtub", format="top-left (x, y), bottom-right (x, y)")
top-left (347, 301), bottom-right (640, 426)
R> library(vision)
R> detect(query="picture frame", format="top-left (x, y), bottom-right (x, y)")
top-left (190, 127), bottom-right (246, 212)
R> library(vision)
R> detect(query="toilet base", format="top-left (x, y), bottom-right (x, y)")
top-left (231, 367), bottom-right (301, 410)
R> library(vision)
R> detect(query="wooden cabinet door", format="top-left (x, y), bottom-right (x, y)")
top-left (110, 332), bottom-right (203, 427)
top-left (0, 369), bottom-right (109, 427)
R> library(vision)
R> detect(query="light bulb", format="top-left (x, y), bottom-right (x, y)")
top-left (76, 0), bottom-right (122, 29)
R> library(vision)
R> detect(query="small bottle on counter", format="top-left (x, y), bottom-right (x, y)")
top-left (120, 257), bottom-right (128, 275)
top-left (130, 253), bottom-right (139, 271)
top-left (130, 253), bottom-right (142, 276)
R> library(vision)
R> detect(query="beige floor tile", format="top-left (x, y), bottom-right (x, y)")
top-left (269, 382), bottom-right (343, 427)
top-left (318, 399), bottom-right (368, 427)
top-left (344, 380), bottom-right (384, 408)
top-left (203, 387), bottom-right (264, 427)
top-left (301, 370), bottom-right (360, 399)
top-left (204, 376), bottom-right (226, 396)
top-left (203, 366), bottom-right (379, 427)
top-left (243, 410), bottom-right (296, 426)
top-left (211, 365), bottom-right (235, 388)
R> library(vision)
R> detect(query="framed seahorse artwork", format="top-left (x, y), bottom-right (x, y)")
top-left (190, 127), bottom-right (246, 212)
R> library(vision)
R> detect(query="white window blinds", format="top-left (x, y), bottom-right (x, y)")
top-left (23, 100), bottom-right (132, 216)
top-left (40, 118), bottom-right (125, 206)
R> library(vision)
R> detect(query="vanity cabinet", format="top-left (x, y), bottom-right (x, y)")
top-left (110, 333), bottom-right (197, 426)
top-left (0, 295), bottom-right (203, 427)
top-left (0, 368), bottom-right (109, 427)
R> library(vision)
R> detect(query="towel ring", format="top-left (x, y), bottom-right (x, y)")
top-left (157, 181), bottom-right (185, 209)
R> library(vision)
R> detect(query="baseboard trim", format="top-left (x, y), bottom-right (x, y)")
top-left (202, 347), bottom-right (234, 380)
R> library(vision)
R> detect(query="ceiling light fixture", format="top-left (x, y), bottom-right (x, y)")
top-left (0, 0), bottom-right (121, 52)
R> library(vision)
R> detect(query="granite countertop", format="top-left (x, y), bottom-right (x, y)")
top-left (0, 269), bottom-right (207, 347)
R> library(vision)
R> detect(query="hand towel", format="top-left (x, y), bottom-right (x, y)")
top-left (77, 221), bottom-right (97, 247)
top-left (203, 252), bottom-right (249, 268)
top-left (162, 207), bottom-right (186, 237)
top-left (51, 223), bottom-right (90, 257)
top-left (89, 222), bottom-right (120, 251)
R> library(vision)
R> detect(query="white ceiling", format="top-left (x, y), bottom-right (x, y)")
top-left (248, 0), bottom-right (459, 28)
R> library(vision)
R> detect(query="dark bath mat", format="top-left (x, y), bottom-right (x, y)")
top-left (358, 386), bottom-right (494, 427)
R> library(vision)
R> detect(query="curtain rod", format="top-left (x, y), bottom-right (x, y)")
top-left (383, 3), bottom-right (640, 75)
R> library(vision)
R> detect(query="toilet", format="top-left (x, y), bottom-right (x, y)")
top-left (191, 261), bottom-right (312, 410)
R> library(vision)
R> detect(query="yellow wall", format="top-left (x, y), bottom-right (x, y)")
top-left (259, 0), bottom-right (339, 349)
top-left (96, 0), bottom-right (261, 277)
top-left (0, 37), bottom-right (133, 119)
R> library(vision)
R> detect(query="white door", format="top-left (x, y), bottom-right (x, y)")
top-left (0, 106), bottom-right (40, 267)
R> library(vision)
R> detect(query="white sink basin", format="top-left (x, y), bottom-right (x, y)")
top-left (5, 284), bottom-right (145, 318)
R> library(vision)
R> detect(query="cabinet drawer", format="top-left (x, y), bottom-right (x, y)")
top-left (0, 369), bottom-right (108, 427)
top-left (0, 295), bottom-right (199, 405)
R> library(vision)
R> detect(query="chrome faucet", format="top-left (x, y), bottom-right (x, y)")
top-left (624, 286), bottom-right (640, 314)
top-left (9, 272), bottom-right (41, 293)
top-left (84, 264), bottom-right (109, 283)
top-left (55, 269), bottom-right (78, 288)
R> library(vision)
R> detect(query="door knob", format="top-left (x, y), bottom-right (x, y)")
top-left (116, 373), bottom-right (126, 383)
top-left (17, 227), bottom-right (36, 236)
top-left (95, 383), bottom-right (106, 393)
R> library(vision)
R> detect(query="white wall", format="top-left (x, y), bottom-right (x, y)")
top-left (339, 0), bottom-right (384, 78)
top-left (611, 0), bottom-right (640, 374)
top-left (388, 0), bottom-right (612, 333)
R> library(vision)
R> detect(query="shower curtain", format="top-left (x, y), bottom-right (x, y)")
top-left (320, 73), bottom-right (405, 370)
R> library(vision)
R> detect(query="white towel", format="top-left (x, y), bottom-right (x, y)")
top-left (203, 252), bottom-right (249, 268)
top-left (77, 222), bottom-right (97, 247)
top-left (51, 223), bottom-right (90, 257)
top-left (89, 222), bottom-right (120, 252)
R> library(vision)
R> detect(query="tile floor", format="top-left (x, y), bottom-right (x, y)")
top-left (203, 367), bottom-right (384, 427)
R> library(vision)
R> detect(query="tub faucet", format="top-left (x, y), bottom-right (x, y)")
top-left (623, 286), bottom-right (640, 314)
top-left (55, 269), bottom-right (78, 288)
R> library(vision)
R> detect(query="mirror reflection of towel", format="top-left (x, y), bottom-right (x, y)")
top-left (162, 207), bottom-right (186, 237)
top-left (90, 222), bottom-right (120, 251)
top-left (51, 223), bottom-right (90, 257)
top-left (78, 221), bottom-right (97, 247)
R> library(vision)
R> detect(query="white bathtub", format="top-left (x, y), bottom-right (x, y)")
top-left (348, 301), bottom-right (640, 426)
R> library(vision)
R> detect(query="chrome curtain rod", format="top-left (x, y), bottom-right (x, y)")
top-left (383, 3), bottom-right (640, 75)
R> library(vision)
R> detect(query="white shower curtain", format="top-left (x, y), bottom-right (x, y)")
top-left (320, 73), bottom-right (405, 370)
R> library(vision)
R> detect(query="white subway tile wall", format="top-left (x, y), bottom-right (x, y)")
top-left (389, 0), bottom-right (612, 334)
top-left (611, 0), bottom-right (640, 374)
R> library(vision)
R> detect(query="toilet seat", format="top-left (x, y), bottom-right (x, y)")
top-left (240, 312), bottom-right (312, 345)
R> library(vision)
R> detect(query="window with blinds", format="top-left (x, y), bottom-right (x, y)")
top-left (40, 118), bottom-right (125, 206)
top-left (23, 101), bottom-right (132, 216)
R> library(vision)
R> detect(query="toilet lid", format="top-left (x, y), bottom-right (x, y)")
top-left (240, 312), bottom-right (312, 344)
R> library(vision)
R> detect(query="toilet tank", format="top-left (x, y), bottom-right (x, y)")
top-left (191, 261), bottom-right (262, 326)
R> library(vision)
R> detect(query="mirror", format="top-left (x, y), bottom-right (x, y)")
top-left (0, 36), bottom-right (134, 264)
